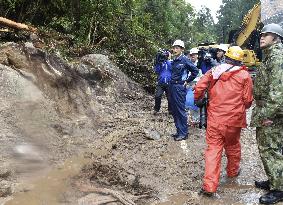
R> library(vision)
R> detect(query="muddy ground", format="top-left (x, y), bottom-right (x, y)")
top-left (0, 42), bottom-right (282, 205)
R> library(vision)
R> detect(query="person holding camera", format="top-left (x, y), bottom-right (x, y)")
top-left (215, 44), bottom-right (228, 64)
top-left (170, 40), bottom-right (199, 141)
top-left (194, 46), bottom-right (253, 196)
top-left (198, 48), bottom-right (218, 74)
top-left (153, 50), bottom-right (172, 115)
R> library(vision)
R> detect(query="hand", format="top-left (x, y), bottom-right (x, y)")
top-left (262, 119), bottom-right (273, 126)
top-left (183, 81), bottom-right (189, 89)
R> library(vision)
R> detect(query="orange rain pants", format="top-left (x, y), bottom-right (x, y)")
top-left (194, 65), bottom-right (253, 193)
top-left (203, 121), bottom-right (241, 192)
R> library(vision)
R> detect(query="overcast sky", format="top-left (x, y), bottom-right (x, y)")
top-left (186, 0), bottom-right (223, 22)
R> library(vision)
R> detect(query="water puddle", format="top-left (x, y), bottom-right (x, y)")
top-left (155, 192), bottom-right (190, 205)
top-left (11, 144), bottom-right (50, 181)
top-left (5, 154), bottom-right (90, 205)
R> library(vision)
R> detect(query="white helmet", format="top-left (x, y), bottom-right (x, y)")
top-left (172, 40), bottom-right (185, 48)
top-left (190, 47), bottom-right (199, 54)
top-left (217, 44), bottom-right (228, 52)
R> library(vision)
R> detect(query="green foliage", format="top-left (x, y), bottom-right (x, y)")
top-left (0, 0), bottom-right (260, 90)
top-left (216, 0), bottom-right (260, 43)
top-left (191, 6), bottom-right (217, 45)
top-left (0, 0), bottom-right (68, 24)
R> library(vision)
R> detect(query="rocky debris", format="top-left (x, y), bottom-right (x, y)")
top-left (0, 180), bottom-right (12, 197)
top-left (0, 41), bottom-right (147, 203)
top-left (0, 167), bottom-right (12, 198)
top-left (0, 168), bottom-right (11, 179)
top-left (143, 128), bottom-right (161, 140)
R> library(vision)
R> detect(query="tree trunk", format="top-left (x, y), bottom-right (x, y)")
top-left (72, 0), bottom-right (81, 31)
top-left (0, 17), bottom-right (36, 32)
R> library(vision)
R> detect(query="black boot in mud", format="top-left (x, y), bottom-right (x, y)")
top-left (255, 180), bottom-right (270, 190)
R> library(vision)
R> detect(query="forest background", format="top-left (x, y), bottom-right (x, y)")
top-left (0, 0), bottom-right (260, 91)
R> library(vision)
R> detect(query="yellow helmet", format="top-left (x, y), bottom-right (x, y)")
top-left (225, 46), bottom-right (244, 61)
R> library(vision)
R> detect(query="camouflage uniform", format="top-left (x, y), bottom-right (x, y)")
top-left (251, 42), bottom-right (283, 191)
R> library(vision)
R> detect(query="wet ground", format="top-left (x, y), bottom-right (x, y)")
top-left (1, 42), bottom-right (282, 205)
top-left (2, 97), bottom-right (277, 205)
top-left (74, 107), bottom-right (274, 205)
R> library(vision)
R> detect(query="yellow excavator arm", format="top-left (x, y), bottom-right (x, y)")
top-left (233, 3), bottom-right (261, 68)
top-left (236, 3), bottom-right (261, 47)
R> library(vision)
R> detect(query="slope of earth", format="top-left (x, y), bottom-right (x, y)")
top-left (0, 41), bottom-right (280, 205)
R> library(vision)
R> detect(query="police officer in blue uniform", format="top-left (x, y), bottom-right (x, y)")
top-left (170, 40), bottom-right (199, 141)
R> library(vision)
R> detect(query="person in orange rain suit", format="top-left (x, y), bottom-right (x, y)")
top-left (194, 46), bottom-right (254, 196)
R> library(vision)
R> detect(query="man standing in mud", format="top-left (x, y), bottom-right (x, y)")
top-left (194, 46), bottom-right (253, 196)
top-left (251, 23), bottom-right (283, 204)
top-left (170, 40), bottom-right (198, 141)
top-left (153, 50), bottom-right (172, 115)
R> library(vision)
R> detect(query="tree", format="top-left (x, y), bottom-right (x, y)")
top-left (191, 6), bottom-right (217, 45)
top-left (216, 0), bottom-right (260, 43)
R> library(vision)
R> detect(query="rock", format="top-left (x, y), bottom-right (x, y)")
top-left (0, 168), bottom-right (11, 179)
top-left (0, 181), bottom-right (12, 197)
top-left (143, 128), bottom-right (161, 140)
top-left (0, 187), bottom-right (11, 197)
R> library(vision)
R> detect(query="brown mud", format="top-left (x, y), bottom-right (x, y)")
top-left (0, 42), bottom-right (282, 205)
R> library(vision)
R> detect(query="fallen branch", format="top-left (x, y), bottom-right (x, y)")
top-left (0, 17), bottom-right (36, 32)
top-left (0, 28), bottom-right (9, 32)
top-left (77, 182), bottom-right (136, 205)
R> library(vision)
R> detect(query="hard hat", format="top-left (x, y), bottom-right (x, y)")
top-left (217, 44), bottom-right (228, 52)
top-left (190, 47), bottom-right (199, 54)
top-left (172, 40), bottom-right (185, 48)
top-left (225, 46), bottom-right (244, 61)
top-left (261, 23), bottom-right (283, 38)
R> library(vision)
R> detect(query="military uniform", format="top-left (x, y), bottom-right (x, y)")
top-left (251, 42), bottom-right (283, 191)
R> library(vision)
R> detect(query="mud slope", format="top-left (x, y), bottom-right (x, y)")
top-left (0, 42), bottom-right (280, 205)
top-left (0, 41), bottom-right (144, 203)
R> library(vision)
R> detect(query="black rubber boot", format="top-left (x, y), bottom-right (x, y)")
top-left (255, 180), bottom-right (270, 190)
top-left (171, 133), bottom-right (178, 138)
top-left (259, 190), bottom-right (283, 204)
top-left (198, 188), bottom-right (214, 197)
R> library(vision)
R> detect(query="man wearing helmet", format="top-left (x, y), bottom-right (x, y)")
top-left (216, 44), bottom-right (228, 64)
top-left (186, 47), bottom-right (202, 126)
top-left (170, 40), bottom-right (199, 141)
top-left (194, 46), bottom-right (253, 196)
top-left (189, 47), bottom-right (199, 66)
top-left (251, 23), bottom-right (283, 204)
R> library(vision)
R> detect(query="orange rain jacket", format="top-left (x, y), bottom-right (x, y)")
top-left (194, 64), bottom-right (253, 193)
top-left (194, 65), bottom-right (253, 128)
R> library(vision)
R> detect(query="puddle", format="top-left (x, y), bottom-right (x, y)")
top-left (155, 192), bottom-right (190, 205)
top-left (5, 154), bottom-right (90, 205)
top-left (11, 144), bottom-right (50, 181)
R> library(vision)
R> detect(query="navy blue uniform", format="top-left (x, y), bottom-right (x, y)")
top-left (169, 54), bottom-right (198, 137)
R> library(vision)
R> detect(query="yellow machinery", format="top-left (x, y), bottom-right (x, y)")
top-left (196, 3), bottom-right (262, 74)
top-left (235, 3), bottom-right (261, 67)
